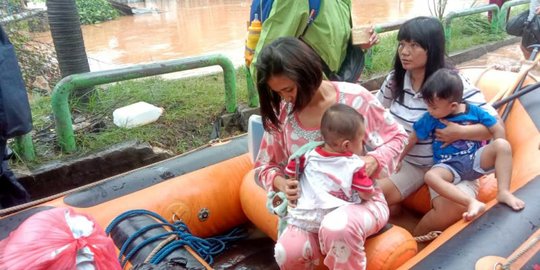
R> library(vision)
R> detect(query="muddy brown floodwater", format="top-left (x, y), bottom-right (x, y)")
top-left (31, 0), bottom-right (490, 72)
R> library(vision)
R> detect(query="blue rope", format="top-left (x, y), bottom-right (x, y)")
top-left (106, 209), bottom-right (247, 267)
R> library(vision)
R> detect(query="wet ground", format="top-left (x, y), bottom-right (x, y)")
top-left (459, 42), bottom-right (540, 78)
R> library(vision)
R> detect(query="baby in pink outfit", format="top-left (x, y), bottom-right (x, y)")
top-left (275, 103), bottom-right (389, 270)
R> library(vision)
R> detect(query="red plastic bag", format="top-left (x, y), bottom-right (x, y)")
top-left (0, 207), bottom-right (121, 270)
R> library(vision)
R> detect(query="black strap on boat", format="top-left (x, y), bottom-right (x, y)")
top-left (492, 81), bottom-right (540, 110)
top-left (498, 45), bottom-right (540, 121)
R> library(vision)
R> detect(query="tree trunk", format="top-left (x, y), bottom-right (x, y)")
top-left (46, 0), bottom-right (91, 101)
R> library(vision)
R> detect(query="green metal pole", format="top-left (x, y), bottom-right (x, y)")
top-left (14, 134), bottom-right (35, 161)
top-left (212, 54), bottom-right (237, 113)
top-left (51, 54), bottom-right (238, 153)
top-left (52, 76), bottom-right (77, 153)
top-left (499, 0), bottom-right (529, 29)
top-left (245, 65), bottom-right (259, 107)
top-left (491, 10), bottom-right (500, 34)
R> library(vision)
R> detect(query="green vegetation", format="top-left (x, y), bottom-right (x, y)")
top-left (27, 71), bottom-right (250, 164)
top-left (76, 0), bottom-right (119, 24)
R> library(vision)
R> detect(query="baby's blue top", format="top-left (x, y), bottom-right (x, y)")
top-left (413, 103), bottom-right (497, 163)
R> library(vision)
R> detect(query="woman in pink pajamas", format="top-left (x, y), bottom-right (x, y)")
top-left (254, 37), bottom-right (408, 270)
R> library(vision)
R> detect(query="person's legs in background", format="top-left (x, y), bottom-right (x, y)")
top-left (489, 0), bottom-right (510, 22)
top-left (0, 139), bottom-right (30, 209)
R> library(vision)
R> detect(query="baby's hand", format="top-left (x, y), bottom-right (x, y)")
top-left (395, 161), bottom-right (403, 172)
top-left (359, 191), bottom-right (374, 201)
top-left (285, 177), bottom-right (300, 208)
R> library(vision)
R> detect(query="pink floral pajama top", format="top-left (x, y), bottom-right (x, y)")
top-left (255, 82), bottom-right (408, 192)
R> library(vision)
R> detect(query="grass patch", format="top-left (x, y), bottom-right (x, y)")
top-left (447, 15), bottom-right (506, 52)
top-left (23, 69), bottom-right (250, 166)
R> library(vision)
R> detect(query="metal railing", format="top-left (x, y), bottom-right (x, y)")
top-left (244, 65), bottom-right (259, 107)
top-left (444, 4), bottom-right (500, 48)
top-left (50, 54), bottom-right (237, 153)
top-left (499, 0), bottom-right (530, 28)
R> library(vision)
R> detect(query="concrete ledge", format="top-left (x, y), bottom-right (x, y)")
top-left (18, 141), bottom-right (172, 200)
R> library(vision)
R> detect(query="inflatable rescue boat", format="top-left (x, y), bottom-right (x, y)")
top-left (0, 67), bottom-right (538, 270)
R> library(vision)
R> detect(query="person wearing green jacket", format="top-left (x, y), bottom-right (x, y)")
top-left (249, 0), bottom-right (378, 82)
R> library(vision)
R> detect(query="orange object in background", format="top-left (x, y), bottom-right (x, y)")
top-left (244, 14), bottom-right (262, 67)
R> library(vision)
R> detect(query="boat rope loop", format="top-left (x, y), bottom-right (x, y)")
top-left (413, 230), bottom-right (442, 243)
top-left (105, 209), bottom-right (247, 268)
top-left (496, 236), bottom-right (540, 270)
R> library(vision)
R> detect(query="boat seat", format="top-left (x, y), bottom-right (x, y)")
top-left (247, 114), bottom-right (264, 164)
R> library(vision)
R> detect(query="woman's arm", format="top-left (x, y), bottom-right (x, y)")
top-left (530, 0), bottom-right (540, 19)
top-left (400, 132), bottom-right (418, 162)
top-left (434, 120), bottom-right (493, 145)
top-left (254, 130), bottom-right (288, 192)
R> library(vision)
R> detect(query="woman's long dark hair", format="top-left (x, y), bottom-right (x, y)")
top-left (392, 16), bottom-right (448, 102)
top-left (255, 37), bottom-right (323, 132)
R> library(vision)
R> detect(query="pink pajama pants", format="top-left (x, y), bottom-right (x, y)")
top-left (274, 190), bottom-right (389, 270)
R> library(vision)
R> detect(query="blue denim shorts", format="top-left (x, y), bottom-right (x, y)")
top-left (433, 146), bottom-right (494, 183)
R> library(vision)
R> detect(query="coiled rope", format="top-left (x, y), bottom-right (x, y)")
top-left (495, 236), bottom-right (540, 270)
top-left (106, 209), bottom-right (247, 268)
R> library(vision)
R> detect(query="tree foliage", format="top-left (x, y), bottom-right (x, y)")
top-left (428, 0), bottom-right (448, 20)
top-left (75, 0), bottom-right (119, 25)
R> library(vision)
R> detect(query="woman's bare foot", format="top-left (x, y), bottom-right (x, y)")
top-left (497, 191), bottom-right (525, 211)
top-left (462, 200), bottom-right (486, 221)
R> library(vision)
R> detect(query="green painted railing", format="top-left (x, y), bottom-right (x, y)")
top-left (14, 134), bottom-right (35, 161)
top-left (51, 54), bottom-right (237, 153)
top-left (499, 0), bottom-right (530, 28)
top-left (244, 65), bottom-right (259, 107)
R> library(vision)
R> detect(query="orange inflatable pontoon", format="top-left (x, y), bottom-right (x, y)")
top-left (0, 67), bottom-right (539, 270)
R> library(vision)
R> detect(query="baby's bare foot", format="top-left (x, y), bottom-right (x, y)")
top-left (498, 191), bottom-right (525, 211)
top-left (463, 200), bottom-right (486, 221)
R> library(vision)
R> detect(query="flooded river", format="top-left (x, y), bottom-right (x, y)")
top-left (33, 0), bottom-right (489, 71)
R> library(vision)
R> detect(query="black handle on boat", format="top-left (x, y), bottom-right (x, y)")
top-left (492, 81), bottom-right (540, 109)
top-left (500, 45), bottom-right (540, 120)
top-left (527, 44), bottom-right (540, 61)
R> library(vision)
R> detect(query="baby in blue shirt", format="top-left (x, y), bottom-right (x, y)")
top-left (399, 68), bottom-right (525, 222)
